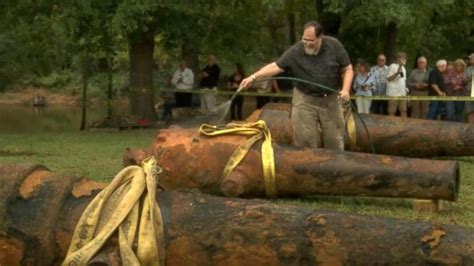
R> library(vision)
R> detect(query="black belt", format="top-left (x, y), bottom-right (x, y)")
top-left (307, 92), bottom-right (332, 97)
top-left (296, 88), bottom-right (333, 97)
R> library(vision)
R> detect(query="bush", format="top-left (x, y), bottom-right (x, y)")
top-left (34, 70), bottom-right (75, 88)
top-left (0, 34), bottom-right (19, 91)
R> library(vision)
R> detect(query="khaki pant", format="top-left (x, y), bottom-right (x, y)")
top-left (291, 88), bottom-right (344, 151)
top-left (410, 90), bottom-right (429, 119)
top-left (388, 100), bottom-right (407, 115)
top-left (201, 91), bottom-right (216, 111)
top-left (356, 97), bottom-right (371, 114)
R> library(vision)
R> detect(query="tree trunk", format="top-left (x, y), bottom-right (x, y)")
top-left (384, 21), bottom-right (398, 64)
top-left (128, 25), bottom-right (157, 120)
top-left (123, 127), bottom-right (459, 200)
top-left (267, 13), bottom-right (282, 56)
top-left (286, 12), bottom-right (296, 46)
top-left (79, 53), bottom-right (89, 131)
top-left (315, 0), bottom-right (324, 18)
top-left (284, 0), bottom-right (296, 46)
top-left (1, 164), bottom-right (473, 265)
top-left (313, 0), bottom-right (341, 36)
top-left (107, 54), bottom-right (113, 118)
top-left (248, 103), bottom-right (474, 158)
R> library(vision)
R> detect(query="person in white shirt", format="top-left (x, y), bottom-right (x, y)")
top-left (160, 60), bottom-right (194, 121)
top-left (171, 60), bottom-right (194, 107)
top-left (386, 52), bottom-right (408, 117)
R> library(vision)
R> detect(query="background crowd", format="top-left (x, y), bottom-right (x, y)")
top-left (352, 52), bottom-right (474, 124)
top-left (161, 55), bottom-right (291, 122)
top-left (161, 52), bottom-right (474, 124)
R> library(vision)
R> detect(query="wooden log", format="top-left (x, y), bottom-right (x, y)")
top-left (137, 128), bottom-right (460, 200)
top-left (413, 199), bottom-right (450, 212)
top-left (1, 164), bottom-right (473, 265)
top-left (249, 103), bottom-right (474, 158)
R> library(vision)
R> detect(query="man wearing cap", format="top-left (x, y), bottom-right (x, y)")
top-left (240, 21), bottom-right (353, 151)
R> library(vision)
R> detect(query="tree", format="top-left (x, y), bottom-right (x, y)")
top-left (323, 0), bottom-right (473, 64)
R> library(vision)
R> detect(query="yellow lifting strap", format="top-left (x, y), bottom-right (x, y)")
top-left (345, 110), bottom-right (357, 150)
top-left (62, 157), bottom-right (166, 266)
top-left (199, 120), bottom-right (277, 197)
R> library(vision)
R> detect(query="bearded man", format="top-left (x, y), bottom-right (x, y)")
top-left (240, 21), bottom-right (353, 150)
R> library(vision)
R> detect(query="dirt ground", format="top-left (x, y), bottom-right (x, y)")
top-left (0, 86), bottom-right (78, 105)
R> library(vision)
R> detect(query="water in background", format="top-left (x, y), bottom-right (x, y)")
top-left (0, 104), bottom-right (128, 133)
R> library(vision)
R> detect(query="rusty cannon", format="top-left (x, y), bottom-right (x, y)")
top-left (123, 126), bottom-right (460, 201)
top-left (1, 163), bottom-right (473, 265)
top-left (247, 103), bottom-right (474, 158)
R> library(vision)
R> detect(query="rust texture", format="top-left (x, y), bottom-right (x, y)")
top-left (142, 128), bottom-right (459, 200)
top-left (0, 165), bottom-right (473, 265)
top-left (249, 103), bottom-right (474, 157)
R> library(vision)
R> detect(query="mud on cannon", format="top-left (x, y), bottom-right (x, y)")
top-left (0, 164), bottom-right (473, 265)
top-left (124, 126), bottom-right (459, 201)
top-left (247, 103), bottom-right (474, 158)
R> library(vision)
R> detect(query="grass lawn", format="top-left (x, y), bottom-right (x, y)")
top-left (0, 129), bottom-right (473, 228)
top-left (0, 129), bottom-right (156, 181)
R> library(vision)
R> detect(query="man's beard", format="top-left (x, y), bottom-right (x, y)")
top-left (304, 46), bottom-right (318, 55)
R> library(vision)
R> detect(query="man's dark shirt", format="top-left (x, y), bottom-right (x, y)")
top-left (275, 36), bottom-right (351, 95)
top-left (199, 64), bottom-right (220, 88)
top-left (428, 69), bottom-right (446, 96)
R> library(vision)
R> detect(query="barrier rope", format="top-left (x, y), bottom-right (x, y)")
top-left (199, 120), bottom-right (277, 197)
top-left (62, 157), bottom-right (165, 266)
top-left (161, 88), bottom-right (474, 101)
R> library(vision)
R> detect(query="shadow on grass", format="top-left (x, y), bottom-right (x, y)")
top-left (274, 194), bottom-right (413, 210)
top-left (0, 150), bottom-right (52, 157)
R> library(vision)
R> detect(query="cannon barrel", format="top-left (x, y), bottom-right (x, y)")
top-left (249, 103), bottom-right (474, 158)
top-left (0, 164), bottom-right (473, 265)
top-left (139, 128), bottom-right (460, 201)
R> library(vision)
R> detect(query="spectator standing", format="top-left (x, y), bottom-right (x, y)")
top-left (466, 53), bottom-right (474, 123)
top-left (446, 59), bottom-right (468, 122)
top-left (240, 21), bottom-right (353, 151)
top-left (407, 56), bottom-right (430, 119)
top-left (199, 54), bottom-right (220, 112)
top-left (426, 60), bottom-right (448, 120)
top-left (386, 52), bottom-right (408, 117)
top-left (353, 60), bottom-right (375, 114)
top-left (160, 60), bottom-right (193, 121)
top-left (227, 63), bottom-right (245, 120)
top-left (370, 54), bottom-right (389, 115)
top-left (447, 61), bottom-right (455, 73)
top-left (171, 60), bottom-right (194, 107)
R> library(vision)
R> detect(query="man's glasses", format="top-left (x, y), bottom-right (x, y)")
top-left (302, 39), bottom-right (318, 45)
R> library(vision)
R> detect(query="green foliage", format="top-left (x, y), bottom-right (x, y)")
top-left (0, 33), bottom-right (18, 90)
top-left (0, 0), bottom-right (472, 90)
top-left (34, 70), bottom-right (75, 88)
top-left (0, 5), bottom-right (70, 88)
top-left (326, 0), bottom-right (473, 63)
